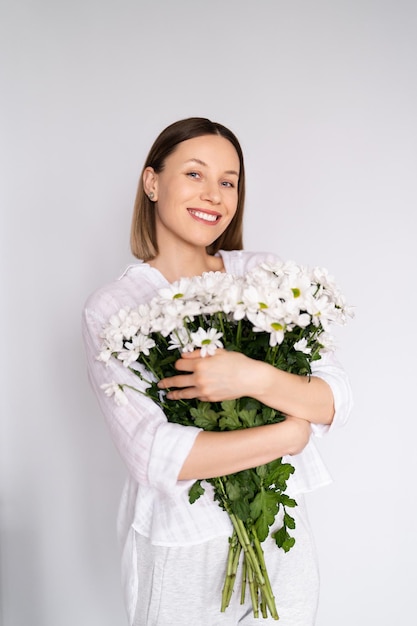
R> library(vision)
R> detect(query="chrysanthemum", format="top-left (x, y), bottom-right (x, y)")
top-left (190, 327), bottom-right (224, 356)
top-left (101, 382), bottom-right (128, 406)
top-left (293, 338), bottom-right (312, 354)
top-left (117, 334), bottom-right (156, 366)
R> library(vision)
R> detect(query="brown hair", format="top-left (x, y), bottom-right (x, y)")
top-left (130, 117), bottom-right (245, 260)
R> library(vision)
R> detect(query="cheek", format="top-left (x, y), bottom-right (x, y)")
top-left (229, 195), bottom-right (239, 217)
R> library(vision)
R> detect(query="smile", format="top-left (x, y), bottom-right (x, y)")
top-left (187, 209), bottom-right (221, 223)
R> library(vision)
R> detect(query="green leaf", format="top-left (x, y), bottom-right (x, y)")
top-left (238, 408), bottom-right (258, 428)
top-left (254, 513), bottom-right (270, 542)
top-left (251, 489), bottom-right (279, 541)
top-left (280, 494), bottom-right (297, 508)
top-left (284, 512), bottom-right (296, 530)
top-left (240, 397), bottom-right (262, 412)
top-left (189, 480), bottom-right (205, 504)
top-left (256, 464), bottom-right (268, 480)
top-left (273, 526), bottom-right (296, 552)
top-left (281, 535), bottom-right (296, 552)
top-left (230, 498), bottom-right (251, 522)
top-left (190, 402), bottom-right (219, 431)
top-left (218, 401), bottom-right (242, 430)
top-left (221, 399), bottom-right (239, 415)
top-left (219, 413), bottom-right (242, 431)
top-left (225, 480), bottom-right (241, 502)
top-left (262, 459), bottom-right (294, 489)
top-left (272, 525), bottom-right (286, 547)
top-left (261, 405), bottom-right (285, 425)
top-left (250, 489), bottom-right (278, 521)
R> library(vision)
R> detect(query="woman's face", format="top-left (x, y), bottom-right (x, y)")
top-left (144, 134), bottom-right (240, 253)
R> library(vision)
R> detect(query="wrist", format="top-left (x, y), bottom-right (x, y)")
top-left (249, 360), bottom-right (279, 402)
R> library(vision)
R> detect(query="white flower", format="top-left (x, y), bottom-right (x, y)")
top-left (239, 285), bottom-right (290, 328)
top-left (295, 312), bottom-right (312, 328)
top-left (107, 308), bottom-right (141, 340)
top-left (148, 299), bottom-right (201, 337)
top-left (286, 273), bottom-right (315, 306)
top-left (132, 302), bottom-right (154, 336)
top-left (97, 347), bottom-right (114, 364)
top-left (268, 322), bottom-right (286, 347)
top-left (306, 295), bottom-right (338, 329)
top-left (99, 260), bottom-right (351, 406)
top-left (293, 338), bottom-right (311, 354)
top-left (117, 334), bottom-right (156, 367)
top-left (152, 301), bottom-right (186, 336)
top-left (158, 277), bottom-right (197, 303)
top-left (197, 272), bottom-right (240, 312)
top-left (219, 280), bottom-right (244, 315)
top-left (101, 382), bottom-right (128, 406)
top-left (190, 327), bottom-right (224, 356)
top-left (318, 332), bottom-right (337, 352)
top-left (168, 327), bottom-right (194, 352)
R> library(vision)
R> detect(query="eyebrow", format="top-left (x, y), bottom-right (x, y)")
top-left (186, 158), bottom-right (239, 177)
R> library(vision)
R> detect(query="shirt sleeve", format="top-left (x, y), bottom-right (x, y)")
top-left (82, 295), bottom-right (202, 494)
top-left (310, 351), bottom-right (353, 437)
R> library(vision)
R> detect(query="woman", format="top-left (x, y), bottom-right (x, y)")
top-left (82, 117), bottom-right (352, 626)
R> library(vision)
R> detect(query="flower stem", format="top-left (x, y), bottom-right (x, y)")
top-left (252, 528), bottom-right (277, 615)
top-left (215, 478), bottom-right (279, 620)
top-left (221, 532), bottom-right (242, 610)
top-left (246, 559), bottom-right (259, 618)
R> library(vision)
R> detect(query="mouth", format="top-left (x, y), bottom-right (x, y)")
top-left (187, 208), bottom-right (221, 224)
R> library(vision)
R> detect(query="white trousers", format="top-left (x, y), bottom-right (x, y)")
top-left (132, 496), bottom-right (319, 626)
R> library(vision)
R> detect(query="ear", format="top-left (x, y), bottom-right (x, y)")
top-left (143, 167), bottom-right (158, 201)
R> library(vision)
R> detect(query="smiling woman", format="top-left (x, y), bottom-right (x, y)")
top-left (141, 134), bottom-right (240, 281)
top-left (82, 117), bottom-right (352, 626)
top-left (130, 118), bottom-right (246, 271)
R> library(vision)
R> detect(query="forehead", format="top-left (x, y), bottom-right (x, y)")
top-left (169, 135), bottom-right (240, 170)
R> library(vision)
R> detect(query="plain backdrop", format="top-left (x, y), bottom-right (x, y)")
top-left (1, 1), bottom-right (416, 625)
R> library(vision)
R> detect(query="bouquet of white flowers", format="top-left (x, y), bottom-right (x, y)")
top-left (98, 260), bottom-right (351, 620)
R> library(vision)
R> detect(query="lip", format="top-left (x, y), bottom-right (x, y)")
top-left (187, 208), bottom-right (222, 224)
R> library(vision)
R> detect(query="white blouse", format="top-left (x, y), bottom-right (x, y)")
top-left (82, 249), bottom-right (353, 549)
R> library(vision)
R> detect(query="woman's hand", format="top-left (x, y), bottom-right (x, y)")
top-left (156, 349), bottom-right (317, 479)
top-left (157, 349), bottom-right (261, 402)
top-left (158, 348), bottom-right (335, 425)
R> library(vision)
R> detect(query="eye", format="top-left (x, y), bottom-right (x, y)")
top-left (187, 171), bottom-right (201, 179)
top-left (221, 180), bottom-right (235, 188)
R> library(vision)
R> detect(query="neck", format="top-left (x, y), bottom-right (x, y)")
top-left (148, 247), bottom-right (224, 283)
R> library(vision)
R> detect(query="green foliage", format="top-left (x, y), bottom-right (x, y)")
top-left (251, 489), bottom-right (280, 541)
top-left (273, 517), bottom-right (297, 553)
top-left (190, 403), bottom-right (219, 430)
top-left (188, 397), bottom-right (287, 433)
top-left (189, 480), bottom-right (205, 504)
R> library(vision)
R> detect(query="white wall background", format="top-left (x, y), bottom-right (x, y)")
top-left (1, 1), bottom-right (416, 624)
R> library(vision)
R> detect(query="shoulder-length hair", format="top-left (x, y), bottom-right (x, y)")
top-left (130, 117), bottom-right (245, 260)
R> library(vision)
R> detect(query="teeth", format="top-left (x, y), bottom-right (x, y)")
top-left (190, 210), bottom-right (218, 222)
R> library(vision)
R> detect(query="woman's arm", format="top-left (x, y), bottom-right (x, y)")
top-left (84, 310), bottom-right (310, 485)
top-left (84, 279), bottom-right (349, 488)
top-left (179, 416), bottom-right (311, 480)
top-left (158, 349), bottom-right (335, 425)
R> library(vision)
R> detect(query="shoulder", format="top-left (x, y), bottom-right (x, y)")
top-left (220, 249), bottom-right (282, 276)
top-left (83, 262), bottom-right (166, 321)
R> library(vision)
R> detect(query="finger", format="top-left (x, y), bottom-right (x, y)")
top-left (181, 348), bottom-right (224, 360)
top-left (158, 374), bottom-right (194, 389)
top-left (174, 357), bottom-right (201, 373)
top-left (180, 349), bottom-right (202, 360)
top-left (165, 387), bottom-right (199, 401)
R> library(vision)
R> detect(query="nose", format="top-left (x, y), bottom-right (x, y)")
top-left (200, 179), bottom-right (221, 204)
